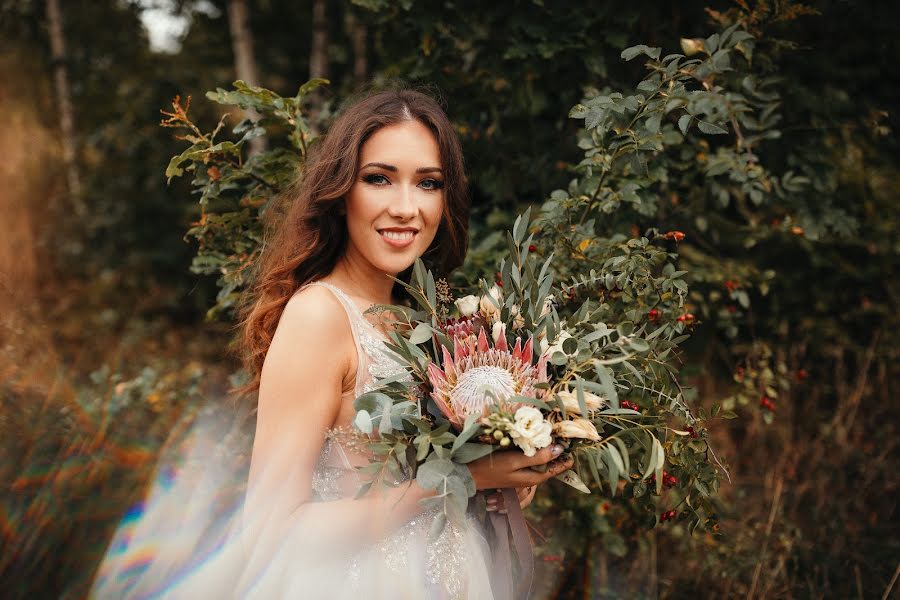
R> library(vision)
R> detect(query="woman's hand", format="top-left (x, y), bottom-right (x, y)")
top-left (469, 444), bottom-right (573, 491)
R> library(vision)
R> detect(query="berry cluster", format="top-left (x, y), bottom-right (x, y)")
top-left (676, 312), bottom-right (695, 323)
top-left (660, 509), bottom-right (678, 522)
top-left (620, 400), bottom-right (639, 411)
top-left (651, 470), bottom-right (678, 488)
top-left (685, 425), bottom-right (700, 439)
top-left (759, 396), bottom-right (776, 411)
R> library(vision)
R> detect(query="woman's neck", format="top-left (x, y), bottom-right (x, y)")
top-left (325, 255), bottom-right (397, 307)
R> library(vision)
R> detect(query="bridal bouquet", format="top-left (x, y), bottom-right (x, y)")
top-left (354, 210), bottom-right (693, 532)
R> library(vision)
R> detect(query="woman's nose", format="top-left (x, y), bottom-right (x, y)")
top-left (387, 184), bottom-right (417, 219)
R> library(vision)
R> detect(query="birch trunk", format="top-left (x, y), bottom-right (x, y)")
top-left (227, 0), bottom-right (267, 155)
top-left (45, 0), bottom-right (85, 217)
top-left (308, 0), bottom-right (329, 132)
top-left (346, 10), bottom-right (368, 87)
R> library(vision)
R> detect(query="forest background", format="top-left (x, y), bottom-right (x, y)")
top-left (1, 0), bottom-right (897, 598)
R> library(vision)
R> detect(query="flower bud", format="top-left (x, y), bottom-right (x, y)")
top-left (556, 389), bottom-right (606, 414)
top-left (454, 294), bottom-right (479, 317)
top-left (480, 286), bottom-right (503, 321)
top-left (553, 418), bottom-right (601, 441)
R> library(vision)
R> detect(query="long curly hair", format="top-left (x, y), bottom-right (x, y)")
top-left (237, 88), bottom-right (469, 394)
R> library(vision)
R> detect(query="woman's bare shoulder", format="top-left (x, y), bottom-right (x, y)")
top-left (280, 283), bottom-right (350, 335)
top-left (261, 284), bottom-right (354, 387)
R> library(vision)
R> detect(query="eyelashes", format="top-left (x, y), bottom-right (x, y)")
top-left (361, 173), bottom-right (444, 190)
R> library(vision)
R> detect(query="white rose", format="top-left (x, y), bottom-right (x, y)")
top-left (479, 286), bottom-right (503, 321)
top-left (454, 295), bottom-right (479, 317)
top-left (556, 389), bottom-right (606, 414)
top-left (509, 406), bottom-right (553, 457)
top-left (553, 418), bottom-right (601, 441)
top-left (491, 321), bottom-right (506, 343)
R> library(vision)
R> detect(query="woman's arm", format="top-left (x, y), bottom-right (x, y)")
top-left (243, 286), bottom-right (435, 553)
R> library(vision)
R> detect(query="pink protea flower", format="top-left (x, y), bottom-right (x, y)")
top-left (427, 327), bottom-right (549, 428)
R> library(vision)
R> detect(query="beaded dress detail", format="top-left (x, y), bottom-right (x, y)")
top-left (304, 282), bottom-right (494, 600)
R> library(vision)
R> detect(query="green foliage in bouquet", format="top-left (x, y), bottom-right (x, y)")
top-left (349, 209), bottom-right (724, 536)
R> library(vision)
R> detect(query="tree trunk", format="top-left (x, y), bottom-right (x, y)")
top-left (308, 0), bottom-right (329, 131)
top-left (346, 10), bottom-right (367, 87)
top-left (45, 0), bottom-right (85, 217)
top-left (227, 0), bottom-right (266, 155)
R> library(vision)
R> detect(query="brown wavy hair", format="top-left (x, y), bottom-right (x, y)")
top-left (236, 88), bottom-right (469, 394)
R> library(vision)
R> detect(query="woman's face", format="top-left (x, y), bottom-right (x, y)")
top-left (343, 119), bottom-right (445, 277)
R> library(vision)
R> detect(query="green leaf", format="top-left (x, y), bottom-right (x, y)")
top-left (408, 322), bottom-right (433, 345)
top-left (451, 414), bottom-right (481, 453)
top-left (417, 458), bottom-right (454, 489)
top-left (621, 45), bottom-right (662, 61)
top-left (451, 443), bottom-right (495, 463)
top-left (678, 114), bottom-right (692, 135)
top-left (697, 120), bottom-right (728, 135)
top-left (354, 410), bottom-right (373, 434)
top-left (556, 469), bottom-right (591, 494)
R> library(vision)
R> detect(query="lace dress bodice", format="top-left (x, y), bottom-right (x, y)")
top-left (305, 282), bottom-right (485, 599)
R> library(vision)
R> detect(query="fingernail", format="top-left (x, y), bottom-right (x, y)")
top-left (487, 505), bottom-right (497, 512)
top-left (551, 445), bottom-right (563, 457)
top-left (499, 509), bottom-right (508, 515)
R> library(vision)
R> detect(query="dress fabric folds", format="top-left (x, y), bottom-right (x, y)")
top-left (91, 281), bottom-right (496, 600)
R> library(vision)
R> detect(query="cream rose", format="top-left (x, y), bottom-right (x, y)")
top-left (556, 389), bottom-right (606, 414)
top-left (454, 294), bottom-right (479, 317)
top-left (553, 418), bottom-right (601, 442)
top-left (509, 406), bottom-right (553, 457)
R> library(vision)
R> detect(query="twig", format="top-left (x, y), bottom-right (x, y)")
top-left (747, 476), bottom-right (783, 600)
top-left (882, 563), bottom-right (900, 600)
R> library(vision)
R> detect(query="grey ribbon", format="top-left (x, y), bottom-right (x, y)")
top-left (487, 488), bottom-right (534, 600)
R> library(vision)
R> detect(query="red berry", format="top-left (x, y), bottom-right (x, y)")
top-left (648, 308), bottom-right (660, 321)
top-left (664, 231), bottom-right (686, 242)
top-left (724, 280), bottom-right (740, 292)
top-left (795, 368), bottom-right (808, 382)
top-left (686, 426), bottom-right (699, 439)
top-left (528, 244), bottom-right (537, 252)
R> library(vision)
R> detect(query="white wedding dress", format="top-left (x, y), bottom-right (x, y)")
top-left (91, 281), bottom-right (497, 600)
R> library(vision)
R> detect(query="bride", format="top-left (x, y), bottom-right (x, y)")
top-left (92, 89), bottom-right (573, 600)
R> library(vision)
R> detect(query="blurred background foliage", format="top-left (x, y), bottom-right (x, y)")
top-left (0, 0), bottom-right (897, 598)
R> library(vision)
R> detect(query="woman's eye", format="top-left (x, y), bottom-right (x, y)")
top-left (419, 179), bottom-right (445, 191)
top-left (363, 174), bottom-right (389, 185)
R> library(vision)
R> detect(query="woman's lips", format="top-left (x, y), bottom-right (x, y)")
top-left (378, 228), bottom-right (418, 248)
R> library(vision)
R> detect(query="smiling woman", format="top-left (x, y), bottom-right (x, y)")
top-left (92, 88), bottom-right (572, 600)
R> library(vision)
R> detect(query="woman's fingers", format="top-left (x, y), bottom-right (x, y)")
top-left (519, 455), bottom-right (575, 486)
top-left (517, 444), bottom-right (564, 469)
top-left (517, 485), bottom-right (537, 509)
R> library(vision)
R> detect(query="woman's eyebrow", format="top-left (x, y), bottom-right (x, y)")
top-left (360, 162), bottom-right (443, 174)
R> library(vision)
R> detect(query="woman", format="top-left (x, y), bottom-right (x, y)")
top-left (93, 89), bottom-right (573, 600)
